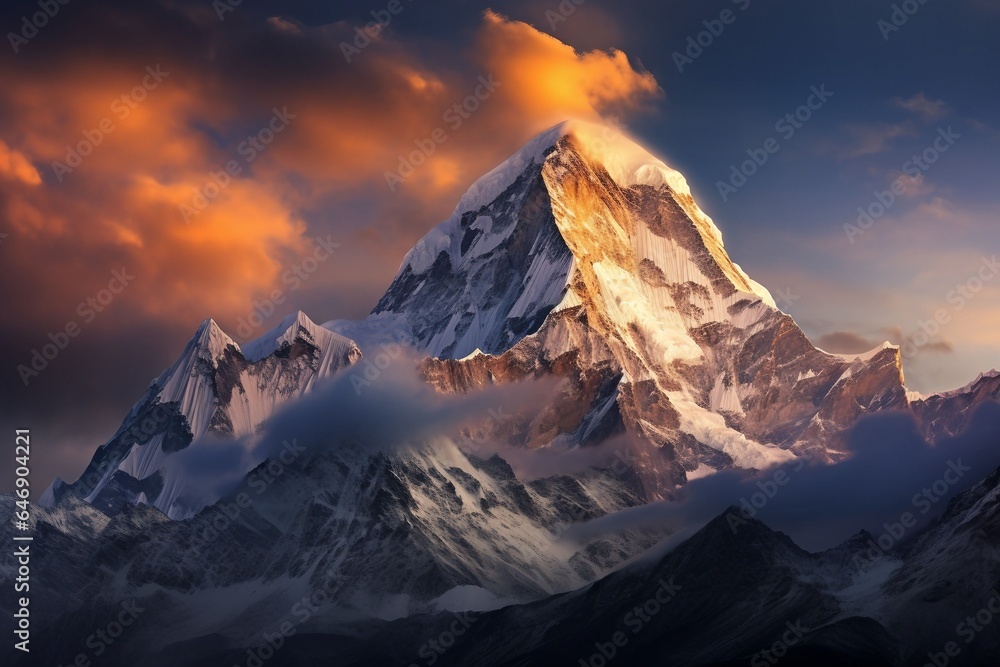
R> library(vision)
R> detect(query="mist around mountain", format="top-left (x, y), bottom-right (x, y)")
top-left (4, 121), bottom-right (999, 667)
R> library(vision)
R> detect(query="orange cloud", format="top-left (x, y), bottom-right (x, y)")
top-left (0, 53), bottom-right (306, 331)
top-left (242, 9), bottom-right (664, 282)
top-left (260, 10), bottom-right (661, 198)
top-left (477, 10), bottom-right (661, 124)
top-left (0, 141), bottom-right (41, 185)
top-left (0, 3), bottom-right (663, 344)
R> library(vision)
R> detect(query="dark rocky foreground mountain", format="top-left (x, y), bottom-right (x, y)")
top-left (5, 446), bottom-right (1000, 666)
top-left (218, 483), bottom-right (1000, 667)
top-left (3, 120), bottom-right (999, 666)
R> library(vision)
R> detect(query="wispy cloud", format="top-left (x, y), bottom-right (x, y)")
top-left (892, 93), bottom-right (950, 122)
top-left (815, 331), bottom-right (882, 354)
top-left (887, 171), bottom-right (935, 199)
top-left (564, 403), bottom-right (1000, 552)
top-left (814, 327), bottom-right (953, 357)
top-left (827, 121), bottom-right (917, 158)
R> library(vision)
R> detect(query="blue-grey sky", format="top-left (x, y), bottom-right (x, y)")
top-left (275, 0), bottom-right (1000, 394)
top-left (1, 0), bottom-right (997, 490)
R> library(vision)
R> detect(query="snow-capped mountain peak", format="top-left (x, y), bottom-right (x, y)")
top-left (193, 317), bottom-right (236, 358)
top-left (332, 120), bottom-right (983, 495)
top-left (41, 312), bottom-right (361, 518)
top-left (241, 310), bottom-right (348, 361)
top-left (335, 120), bottom-right (775, 361)
top-left (42, 119), bottom-right (998, 519)
top-left (15, 118), bottom-right (1000, 667)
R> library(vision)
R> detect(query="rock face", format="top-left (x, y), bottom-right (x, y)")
top-left (40, 311), bottom-right (361, 518)
top-left (46, 119), bottom-right (994, 516)
top-left (10, 119), bottom-right (1000, 667)
top-left (11, 457), bottom-right (998, 666)
top-left (336, 120), bottom-right (966, 501)
top-left (910, 370), bottom-right (1000, 439)
top-left (1, 439), bottom-right (666, 666)
top-left (422, 456), bottom-right (1000, 667)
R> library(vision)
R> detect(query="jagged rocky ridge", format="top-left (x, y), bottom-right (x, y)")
top-left (45, 120), bottom-right (999, 517)
top-left (40, 311), bottom-right (361, 518)
top-left (6, 454), bottom-right (999, 666)
top-left (6, 119), bottom-right (1000, 666)
top-left (333, 119), bottom-right (996, 498)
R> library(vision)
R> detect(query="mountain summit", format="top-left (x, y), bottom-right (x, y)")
top-left (333, 120), bottom-right (987, 496)
top-left (12, 120), bottom-right (1000, 667)
top-left (40, 311), bottom-right (360, 518)
top-left (44, 120), bottom-right (1000, 516)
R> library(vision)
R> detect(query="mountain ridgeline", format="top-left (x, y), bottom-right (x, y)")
top-left (5, 120), bottom-right (999, 667)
